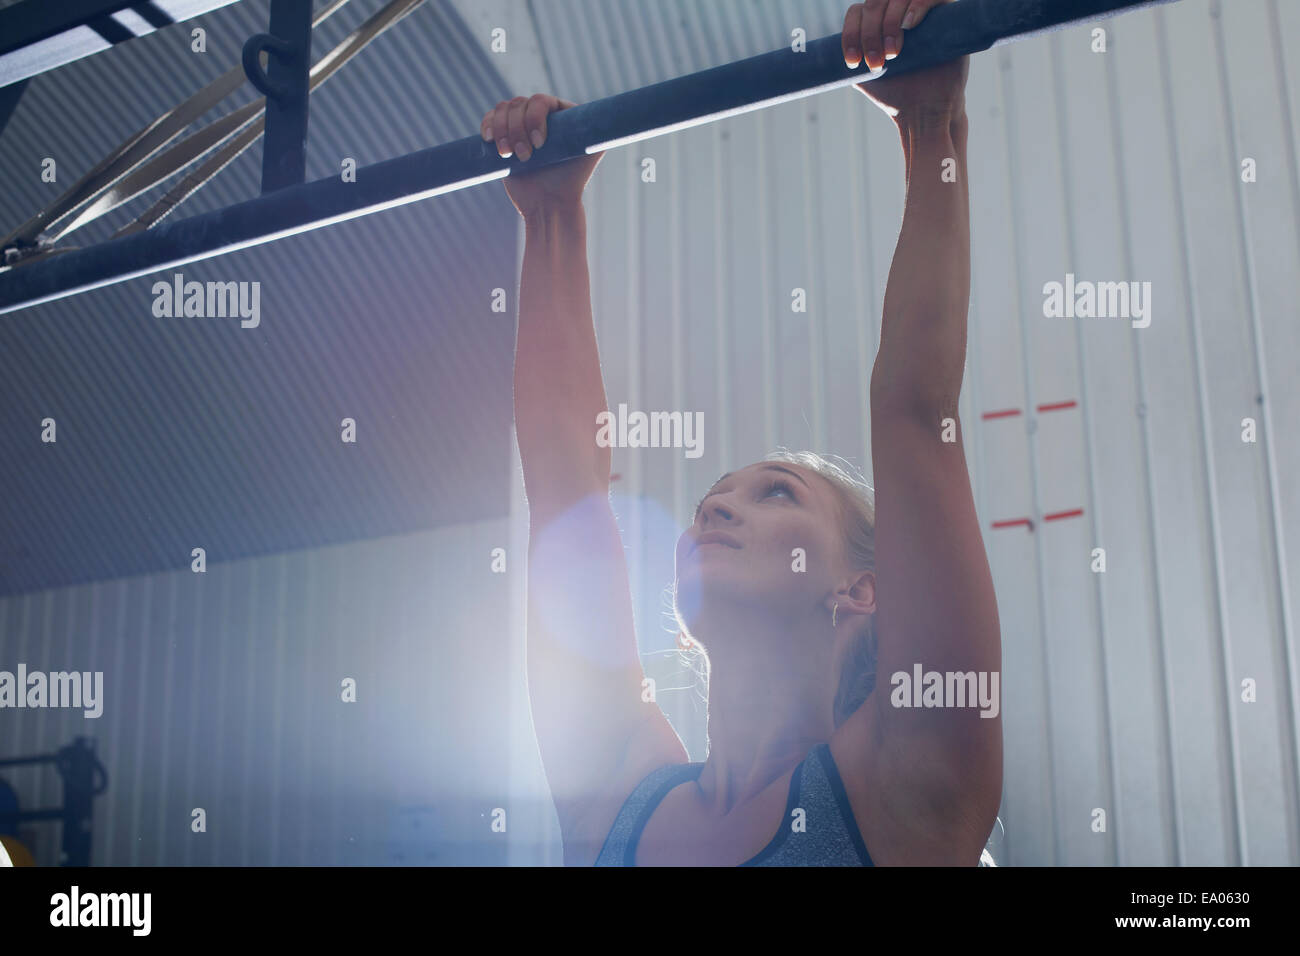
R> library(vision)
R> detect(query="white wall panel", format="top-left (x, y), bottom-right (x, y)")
top-left (542, 0), bottom-right (1300, 865)
top-left (0, 520), bottom-right (547, 866)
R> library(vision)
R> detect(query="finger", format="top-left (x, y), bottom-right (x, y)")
top-left (481, 110), bottom-right (494, 142)
top-left (859, 0), bottom-right (887, 72)
top-left (842, 2), bottom-right (864, 69)
top-left (507, 96), bottom-right (530, 160)
top-left (904, 0), bottom-right (948, 31)
top-left (522, 94), bottom-right (553, 154)
top-left (493, 100), bottom-right (513, 157)
top-left (882, 0), bottom-right (911, 59)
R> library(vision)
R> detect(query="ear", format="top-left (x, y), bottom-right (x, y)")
top-left (844, 569), bottom-right (876, 616)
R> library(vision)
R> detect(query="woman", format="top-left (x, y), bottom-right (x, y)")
top-left (489, 0), bottom-right (1001, 865)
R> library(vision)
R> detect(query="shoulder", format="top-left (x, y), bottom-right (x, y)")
top-left (563, 715), bottom-right (691, 866)
top-left (829, 697), bottom-right (996, 865)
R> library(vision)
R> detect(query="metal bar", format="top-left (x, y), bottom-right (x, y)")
top-left (0, 1), bottom-right (140, 57)
top-left (5, 0), bottom-right (415, 257)
top-left (0, 0), bottom-right (238, 89)
top-left (254, 0), bottom-right (313, 192)
top-left (1, 0), bottom-right (351, 253)
top-left (0, 807), bottom-right (63, 822)
top-left (0, 752), bottom-right (57, 768)
top-left (61, 737), bottom-right (100, 866)
top-left (113, 0), bottom-right (421, 236)
top-left (0, 0), bottom-right (1179, 316)
top-left (0, 77), bottom-right (28, 137)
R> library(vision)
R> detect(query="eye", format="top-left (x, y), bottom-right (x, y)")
top-left (764, 478), bottom-right (796, 500)
top-left (695, 477), bottom-right (796, 521)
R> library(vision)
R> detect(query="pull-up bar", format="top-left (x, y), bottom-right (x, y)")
top-left (0, 0), bottom-right (1178, 317)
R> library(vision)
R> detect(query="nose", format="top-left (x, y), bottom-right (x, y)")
top-left (698, 495), bottom-right (736, 525)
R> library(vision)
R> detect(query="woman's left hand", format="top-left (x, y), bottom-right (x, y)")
top-left (841, 0), bottom-right (968, 122)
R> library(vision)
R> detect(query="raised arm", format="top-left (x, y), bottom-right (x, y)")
top-left (488, 95), bottom-right (686, 860)
top-left (836, 1), bottom-right (1002, 864)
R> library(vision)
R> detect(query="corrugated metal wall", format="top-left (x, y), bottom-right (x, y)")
top-left (0, 519), bottom-right (557, 865)
top-left (0, 0), bottom-right (521, 596)
top-left (2, 0), bottom-right (1297, 868)
top-left (539, 0), bottom-right (1300, 865)
top-left (0, 0), bottom-right (551, 866)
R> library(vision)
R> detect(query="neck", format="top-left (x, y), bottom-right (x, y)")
top-left (691, 608), bottom-right (834, 815)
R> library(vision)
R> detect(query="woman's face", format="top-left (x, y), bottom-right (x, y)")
top-left (673, 462), bottom-right (846, 641)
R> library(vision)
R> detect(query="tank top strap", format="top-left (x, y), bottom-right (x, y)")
top-left (593, 761), bottom-right (703, 866)
top-left (593, 742), bottom-right (875, 866)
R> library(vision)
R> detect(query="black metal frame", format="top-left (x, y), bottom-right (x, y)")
top-left (0, 78), bottom-right (27, 137)
top-left (0, 0), bottom-right (1180, 317)
top-left (0, 1), bottom-right (147, 58)
top-left (243, 0), bottom-right (313, 192)
top-left (0, 737), bottom-right (109, 867)
top-left (0, 0), bottom-right (235, 90)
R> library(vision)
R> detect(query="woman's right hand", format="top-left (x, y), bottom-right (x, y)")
top-left (481, 94), bottom-right (604, 218)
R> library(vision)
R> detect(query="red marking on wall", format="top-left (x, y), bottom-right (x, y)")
top-left (991, 508), bottom-right (1083, 531)
top-left (982, 399), bottom-right (1078, 419)
top-left (983, 402), bottom-right (1082, 533)
top-left (610, 473), bottom-right (621, 483)
top-left (992, 518), bottom-right (1034, 530)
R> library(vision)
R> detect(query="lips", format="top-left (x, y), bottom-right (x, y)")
top-left (693, 531), bottom-right (741, 552)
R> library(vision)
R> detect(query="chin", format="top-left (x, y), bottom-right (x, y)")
top-left (673, 568), bottom-right (755, 633)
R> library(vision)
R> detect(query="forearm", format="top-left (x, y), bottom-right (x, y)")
top-left (870, 107), bottom-right (971, 418)
top-left (514, 201), bottom-right (612, 496)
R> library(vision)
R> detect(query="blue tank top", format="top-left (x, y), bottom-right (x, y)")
top-left (594, 742), bottom-right (875, 866)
